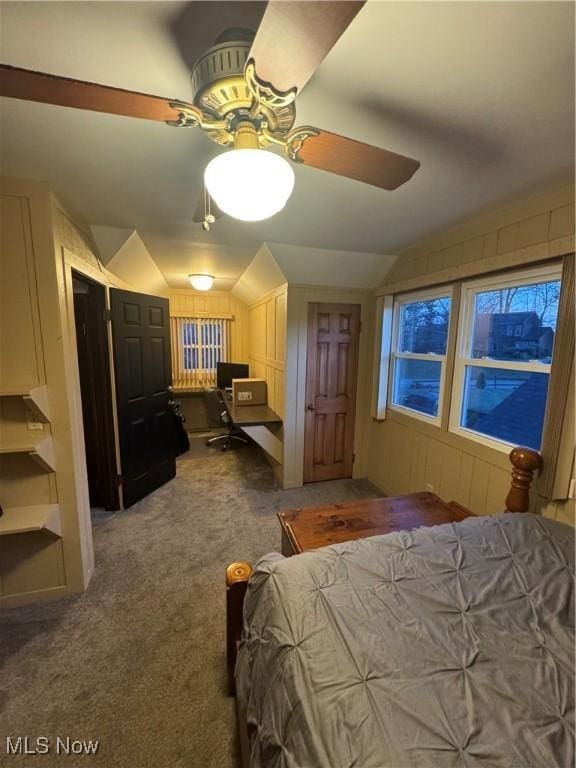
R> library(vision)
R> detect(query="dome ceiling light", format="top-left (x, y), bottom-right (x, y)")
top-left (188, 274), bottom-right (215, 291)
top-left (204, 120), bottom-right (294, 222)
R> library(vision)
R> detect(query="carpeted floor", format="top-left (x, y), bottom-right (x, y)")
top-left (0, 436), bottom-right (380, 767)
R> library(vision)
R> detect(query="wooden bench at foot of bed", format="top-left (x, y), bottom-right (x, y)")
top-left (225, 445), bottom-right (543, 696)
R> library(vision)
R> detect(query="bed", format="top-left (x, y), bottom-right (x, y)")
top-left (228, 450), bottom-right (575, 767)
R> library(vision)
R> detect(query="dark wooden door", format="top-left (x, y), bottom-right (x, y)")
top-left (73, 274), bottom-right (119, 510)
top-left (110, 289), bottom-right (175, 508)
top-left (303, 303), bottom-right (361, 483)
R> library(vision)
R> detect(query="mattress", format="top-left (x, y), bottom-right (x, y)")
top-left (236, 513), bottom-right (575, 768)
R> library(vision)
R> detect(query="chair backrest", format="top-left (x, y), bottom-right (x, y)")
top-left (204, 388), bottom-right (228, 427)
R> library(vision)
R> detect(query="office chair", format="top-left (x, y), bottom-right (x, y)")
top-left (204, 388), bottom-right (249, 452)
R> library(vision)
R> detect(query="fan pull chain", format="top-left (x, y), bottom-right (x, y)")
top-left (202, 186), bottom-right (216, 231)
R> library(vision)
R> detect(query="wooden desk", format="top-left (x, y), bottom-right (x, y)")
top-left (225, 399), bottom-right (282, 428)
top-left (278, 492), bottom-right (474, 555)
top-left (219, 390), bottom-right (283, 463)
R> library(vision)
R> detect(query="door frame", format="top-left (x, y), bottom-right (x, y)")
top-left (283, 287), bottom-right (372, 489)
top-left (72, 270), bottom-right (119, 509)
top-left (61, 247), bottom-right (127, 510)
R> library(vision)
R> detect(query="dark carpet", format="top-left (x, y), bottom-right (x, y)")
top-left (0, 436), bottom-right (380, 767)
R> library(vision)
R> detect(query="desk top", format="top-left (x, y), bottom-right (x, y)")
top-left (220, 390), bottom-right (282, 427)
top-left (278, 492), bottom-right (474, 554)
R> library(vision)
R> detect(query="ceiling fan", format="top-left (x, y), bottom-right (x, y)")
top-left (0, 1), bottom-right (421, 224)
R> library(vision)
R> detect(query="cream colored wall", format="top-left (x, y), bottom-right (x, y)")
top-left (368, 179), bottom-right (575, 524)
top-left (544, 498), bottom-right (575, 527)
top-left (377, 179), bottom-right (574, 294)
top-left (246, 284), bottom-right (287, 419)
top-left (268, 242), bottom-right (396, 290)
top-left (232, 243), bottom-right (287, 306)
top-left (284, 285), bottom-right (375, 489)
top-left (540, 364), bottom-right (575, 527)
top-left (106, 231), bottom-right (169, 297)
top-left (0, 177), bottom-right (133, 608)
top-left (169, 288), bottom-right (249, 369)
top-left (0, 185), bottom-right (63, 603)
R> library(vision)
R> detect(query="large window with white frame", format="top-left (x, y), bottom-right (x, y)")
top-left (388, 287), bottom-right (453, 424)
top-left (449, 264), bottom-right (562, 451)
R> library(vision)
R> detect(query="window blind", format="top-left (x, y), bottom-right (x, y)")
top-left (170, 316), bottom-right (231, 388)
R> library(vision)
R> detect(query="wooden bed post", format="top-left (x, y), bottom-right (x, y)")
top-left (226, 561), bottom-right (252, 696)
top-left (505, 447), bottom-right (543, 513)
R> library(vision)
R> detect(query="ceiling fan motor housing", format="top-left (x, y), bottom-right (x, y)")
top-left (191, 36), bottom-right (295, 147)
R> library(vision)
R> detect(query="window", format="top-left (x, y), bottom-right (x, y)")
top-left (170, 316), bottom-right (231, 388)
top-left (450, 266), bottom-right (561, 451)
top-left (375, 262), bottom-right (565, 454)
top-left (389, 288), bottom-right (452, 424)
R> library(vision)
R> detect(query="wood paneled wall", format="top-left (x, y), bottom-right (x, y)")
top-left (368, 179), bottom-right (575, 526)
top-left (377, 179), bottom-right (574, 295)
top-left (0, 190), bottom-right (63, 602)
top-left (369, 414), bottom-right (513, 516)
top-left (0, 179), bottom-right (110, 606)
top-left (54, 207), bottom-right (101, 270)
top-left (169, 289), bottom-right (248, 369)
top-left (247, 284), bottom-right (287, 418)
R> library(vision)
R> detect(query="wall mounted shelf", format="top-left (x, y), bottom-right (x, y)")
top-left (0, 504), bottom-right (62, 537)
top-left (0, 385), bottom-right (51, 423)
top-left (0, 436), bottom-right (56, 472)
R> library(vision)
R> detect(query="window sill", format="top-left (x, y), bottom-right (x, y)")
top-left (388, 404), bottom-right (442, 428)
top-left (448, 423), bottom-right (532, 456)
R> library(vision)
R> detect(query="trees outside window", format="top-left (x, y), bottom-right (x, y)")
top-left (389, 289), bottom-right (453, 424)
top-left (383, 265), bottom-right (562, 452)
top-left (450, 267), bottom-right (561, 451)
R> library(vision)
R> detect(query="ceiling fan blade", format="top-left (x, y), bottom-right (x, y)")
top-left (247, 1), bottom-right (365, 97)
top-left (293, 129), bottom-right (421, 190)
top-left (0, 64), bottom-right (201, 123)
top-left (193, 190), bottom-right (223, 224)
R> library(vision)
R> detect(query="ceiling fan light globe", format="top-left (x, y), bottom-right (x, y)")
top-left (188, 274), bottom-right (215, 291)
top-left (204, 149), bottom-right (295, 222)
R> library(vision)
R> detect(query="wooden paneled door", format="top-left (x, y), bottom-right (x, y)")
top-left (304, 303), bottom-right (361, 483)
top-left (110, 288), bottom-right (176, 508)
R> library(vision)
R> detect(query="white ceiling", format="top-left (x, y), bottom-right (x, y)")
top-left (0, 1), bottom-right (574, 290)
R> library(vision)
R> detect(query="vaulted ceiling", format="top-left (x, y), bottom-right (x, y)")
top-left (0, 1), bottom-right (574, 290)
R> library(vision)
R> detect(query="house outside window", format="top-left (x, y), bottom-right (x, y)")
top-left (389, 288), bottom-right (453, 425)
top-left (377, 263), bottom-right (564, 454)
top-left (449, 265), bottom-right (561, 451)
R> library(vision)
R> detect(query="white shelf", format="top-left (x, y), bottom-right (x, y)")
top-left (0, 436), bottom-right (56, 471)
top-left (0, 385), bottom-right (51, 423)
top-left (0, 504), bottom-right (61, 537)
